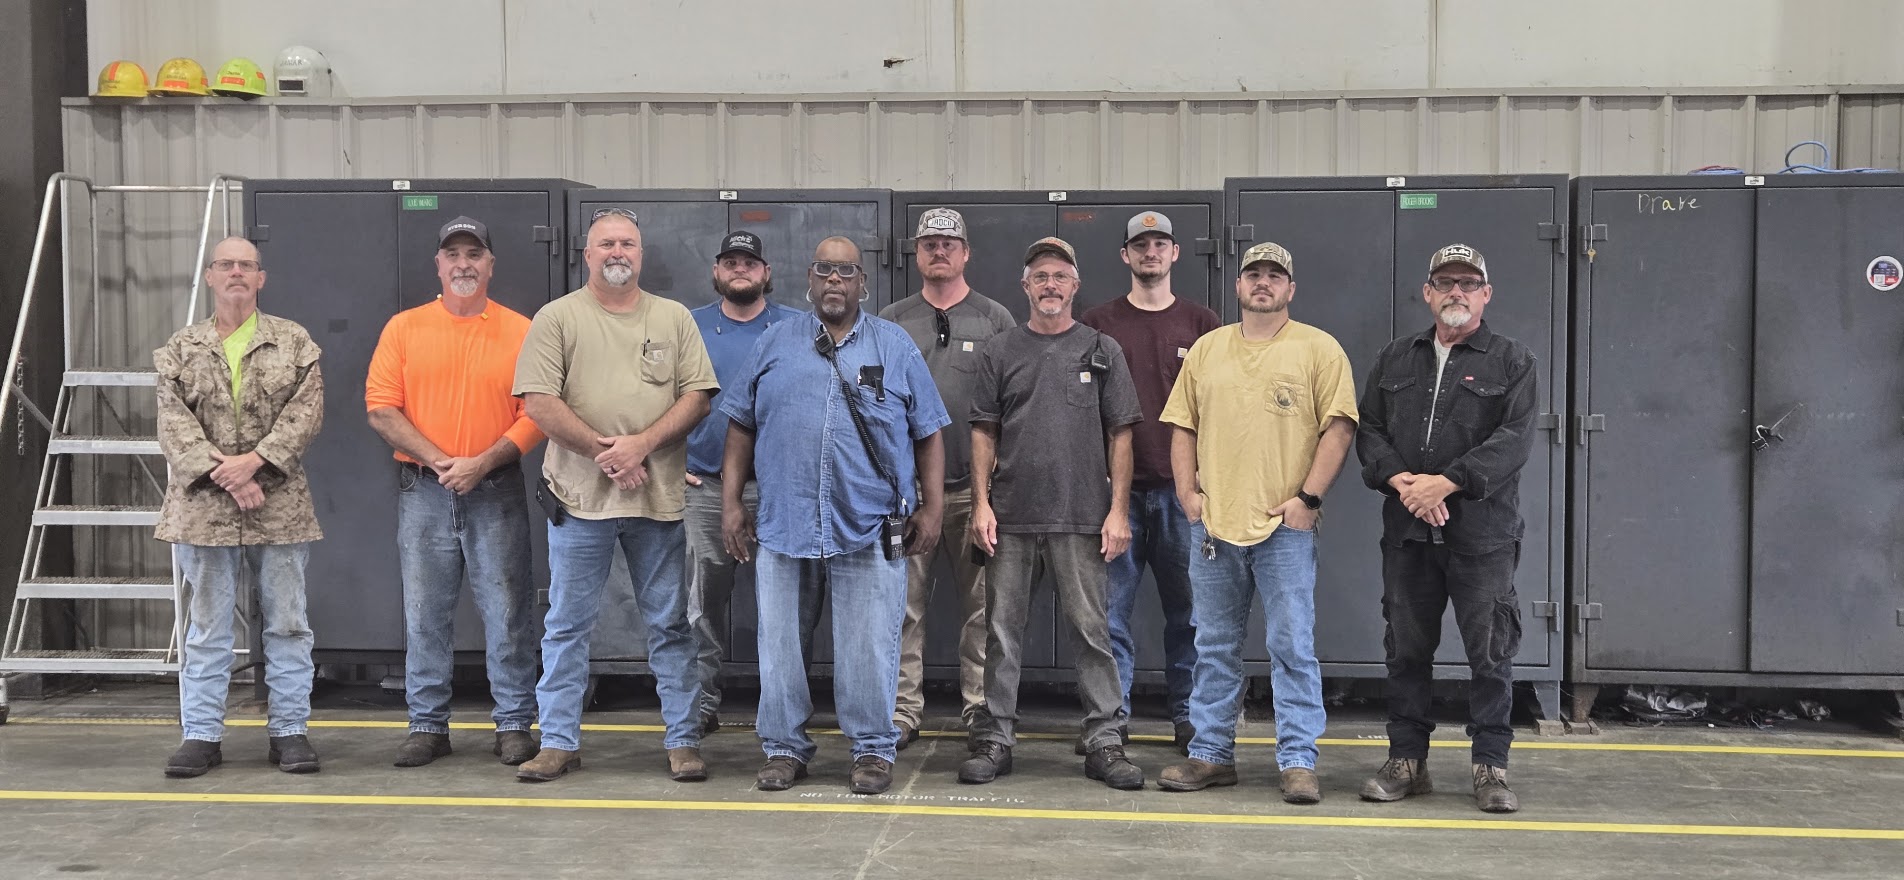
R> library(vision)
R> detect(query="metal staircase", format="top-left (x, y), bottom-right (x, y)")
top-left (0, 172), bottom-right (243, 723)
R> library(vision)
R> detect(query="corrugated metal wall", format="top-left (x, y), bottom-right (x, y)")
top-left (50, 88), bottom-right (1904, 649)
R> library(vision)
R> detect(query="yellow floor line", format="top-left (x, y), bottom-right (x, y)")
top-left (12, 716), bottom-right (1903, 759)
top-left (0, 788), bottom-right (1898, 840)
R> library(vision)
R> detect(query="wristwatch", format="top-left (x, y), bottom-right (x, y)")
top-left (1295, 490), bottom-right (1322, 510)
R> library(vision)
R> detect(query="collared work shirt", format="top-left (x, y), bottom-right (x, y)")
top-left (721, 311), bottom-right (950, 559)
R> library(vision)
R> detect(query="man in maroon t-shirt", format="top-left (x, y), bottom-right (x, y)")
top-left (1080, 211), bottom-right (1222, 754)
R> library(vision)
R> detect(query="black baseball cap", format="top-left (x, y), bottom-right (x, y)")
top-left (718, 230), bottom-right (766, 261)
top-left (437, 216), bottom-right (491, 250)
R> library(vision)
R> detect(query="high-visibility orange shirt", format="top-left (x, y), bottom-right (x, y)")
top-left (365, 298), bottom-right (545, 462)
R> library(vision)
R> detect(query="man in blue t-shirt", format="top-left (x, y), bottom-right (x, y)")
top-left (683, 231), bottom-right (807, 736)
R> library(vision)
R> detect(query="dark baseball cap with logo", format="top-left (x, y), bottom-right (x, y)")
top-left (437, 216), bottom-right (492, 250)
top-left (718, 230), bottom-right (766, 262)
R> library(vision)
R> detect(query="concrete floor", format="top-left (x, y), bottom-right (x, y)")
top-left (1, 682), bottom-right (1902, 879)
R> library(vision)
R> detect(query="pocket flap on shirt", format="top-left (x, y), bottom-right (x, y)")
top-left (1458, 375), bottom-right (1506, 397)
top-left (1379, 375), bottom-right (1418, 392)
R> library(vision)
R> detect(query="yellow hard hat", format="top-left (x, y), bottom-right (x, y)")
top-left (210, 58), bottom-right (269, 98)
top-left (94, 60), bottom-right (149, 98)
top-left (151, 58), bottom-right (210, 96)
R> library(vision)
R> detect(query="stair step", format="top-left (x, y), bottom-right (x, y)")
top-left (17, 576), bottom-right (176, 601)
top-left (48, 435), bottom-right (162, 455)
top-left (33, 505), bottom-right (161, 527)
top-left (0, 649), bottom-right (177, 674)
top-left (64, 370), bottom-right (157, 387)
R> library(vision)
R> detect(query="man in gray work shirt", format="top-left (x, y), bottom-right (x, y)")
top-left (879, 208), bottom-right (1016, 746)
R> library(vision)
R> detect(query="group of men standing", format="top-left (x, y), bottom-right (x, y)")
top-left (152, 204), bottom-right (1536, 813)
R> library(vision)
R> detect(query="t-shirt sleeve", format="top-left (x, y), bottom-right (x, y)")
top-left (673, 307), bottom-right (720, 397)
top-left (718, 331), bottom-right (768, 430)
top-left (363, 314), bottom-right (405, 412)
top-left (1100, 339), bottom-right (1144, 428)
top-left (902, 344), bottom-right (952, 440)
top-left (969, 346), bottom-right (1003, 425)
top-left (1313, 337), bottom-right (1360, 427)
top-left (1159, 339), bottom-right (1202, 431)
top-left (1197, 305), bottom-right (1222, 337)
top-left (512, 306), bottom-right (567, 398)
top-left (993, 301), bottom-right (1018, 333)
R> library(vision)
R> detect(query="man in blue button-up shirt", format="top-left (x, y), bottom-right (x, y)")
top-left (720, 235), bottom-right (949, 796)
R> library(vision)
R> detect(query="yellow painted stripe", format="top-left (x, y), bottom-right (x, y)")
top-left (13, 716), bottom-right (1903, 758)
top-left (0, 788), bottom-right (1899, 840)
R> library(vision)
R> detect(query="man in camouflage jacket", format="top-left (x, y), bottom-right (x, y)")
top-left (155, 237), bottom-right (326, 779)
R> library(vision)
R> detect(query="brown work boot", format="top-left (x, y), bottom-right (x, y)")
top-left (515, 747), bottom-right (581, 782)
top-left (1158, 758), bottom-right (1239, 792)
top-left (1360, 757), bottom-right (1432, 802)
top-left (666, 746), bottom-right (708, 782)
top-left (894, 720), bottom-right (919, 750)
top-left (1280, 767), bottom-right (1321, 804)
top-left (393, 732), bottom-right (452, 767)
top-left (493, 730), bottom-right (537, 766)
top-left (756, 756), bottom-right (809, 791)
top-left (1473, 763), bottom-right (1520, 813)
top-left (850, 755), bottom-right (894, 794)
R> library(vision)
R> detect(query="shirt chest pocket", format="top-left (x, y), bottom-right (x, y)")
top-left (1266, 374), bottom-right (1307, 417)
top-left (947, 340), bottom-right (982, 373)
top-left (1451, 374), bottom-right (1508, 423)
top-left (1066, 369), bottom-right (1101, 408)
top-left (249, 351), bottom-right (302, 406)
top-left (1158, 338), bottom-right (1195, 387)
top-left (640, 343), bottom-right (675, 386)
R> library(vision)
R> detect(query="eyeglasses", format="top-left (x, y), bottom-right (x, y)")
top-left (1429, 277), bottom-right (1486, 293)
top-left (591, 207), bottom-right (639, 224)
top-left (934, 309), bottom-right (950, 348)
top-left (1028, 272), bottom-right (1077, 286)
top-left (811, 261), bottom-right (863, 279)
top-left (208, 259), bottom-right (261, 273)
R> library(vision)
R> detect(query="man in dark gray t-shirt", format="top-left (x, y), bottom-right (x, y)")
top-left (961, 235), bottom-right (1146, 792)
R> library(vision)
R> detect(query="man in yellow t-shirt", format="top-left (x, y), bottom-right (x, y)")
top-left (511, 209), bottom-right (720, 783)
top-left (1155, 241), bottom-right (1357, 805)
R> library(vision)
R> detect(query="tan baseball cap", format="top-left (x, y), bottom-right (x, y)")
top-left (915, 207), bottom-right (967, 241)
top-left (1428, 243), bottom-right (1487, 281)
top-left (1024, 236), bottom-right (1077, 266)
top-left (1239, 241), bottom-right (1293, 276)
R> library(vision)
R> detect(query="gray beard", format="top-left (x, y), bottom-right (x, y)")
top-left (449, 278), bottom-right (479, 296)
top-left (601, 263), bottom-right (635, 286)
top-left (1438, 306), bottom-right (1472, 328)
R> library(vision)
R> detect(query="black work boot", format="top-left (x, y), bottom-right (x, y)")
top-left (959, 740), bottom-right (1013, 784)
top-left (1074, 724), bottom-right (1130, 756)
top-left (1172, 720), bottom-right (1196, 756)
top-left (1473, 763), bottom-right (1520, 813)
top-left (1085, 743), bottom-right (1145, 791)
top-left (850, 755), bottom-right (894, 794)
top-left (894, 720), bottom-right (920, 750)
top-left (699, 711), bottom-right (721, 737)
top-left (1361, 757), bottom-right (1433, 802)
top-left (393, 732), bottom-right (452, 767)
top-left (163, 739), bottom-right (222, 778)
top-left (267, 735), bottom-right (321, 774)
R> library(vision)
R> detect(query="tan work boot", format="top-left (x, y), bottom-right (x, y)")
top-left (1360, 757), bottom-right (1433, 802)
top-left (1158, 758), bottom-right (1239, 792)
top-left (515, 747), bottom-right (581, 782)
top-left (1473, 763), bottom-right (1520, 813)
top-left (668, 746), bottom-right (708, 782)
top-left (1280, 767), bottom-right (1321, 804)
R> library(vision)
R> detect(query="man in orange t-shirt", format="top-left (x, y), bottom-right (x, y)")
top-left (366, 216), bottom-right (547, 770)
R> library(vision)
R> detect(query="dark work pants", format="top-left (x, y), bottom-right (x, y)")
top-left (1380, 540), bottom-right (1522, 769)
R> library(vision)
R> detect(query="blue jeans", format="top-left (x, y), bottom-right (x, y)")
top-left (537, 515), bottom-right (699, 751)
top-left (1185, 522), bottom-right (1324, 770)
top-left (755, 543), bottom-right (906, 764)
top-left (1106, 487), bottom-right (1197, 724)
top-left (397, 463), bottom-right (538, 735)
top-left (175, 542), bottom-right (314, 741)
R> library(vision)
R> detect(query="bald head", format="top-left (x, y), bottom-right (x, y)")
top-left (810, 236), bottom-right (867, 325)
top-left (814, 236), bottom-right (860, 263)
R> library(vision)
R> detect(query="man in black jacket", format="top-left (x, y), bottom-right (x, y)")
top-left (1354, 243), bottom-right (1538, 814)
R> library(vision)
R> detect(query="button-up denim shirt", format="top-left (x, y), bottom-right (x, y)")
top-left (721, 310), bottom-right (950, 559)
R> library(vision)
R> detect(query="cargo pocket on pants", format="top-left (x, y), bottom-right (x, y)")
top-left (1487, 597), bottom-right (1523, 666)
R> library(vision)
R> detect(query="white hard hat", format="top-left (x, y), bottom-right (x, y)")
top-left (273, 45), bottom-right (333, 97)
